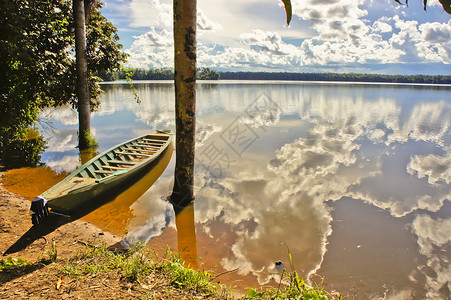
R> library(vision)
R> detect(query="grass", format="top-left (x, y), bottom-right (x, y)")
top-left (244, 248), bottom-right (341, 300)
top-left (58, 243), bottom-right (231, 298)
top-left (2, 243), bottom-right (341, 299)
top-left (245, 274), bottom-right (340, 299)
top-left (0, 257), bottom-right (31, 272)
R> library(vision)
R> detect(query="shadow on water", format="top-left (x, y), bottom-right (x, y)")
top-left (3, 143), bottom-right (174, 255)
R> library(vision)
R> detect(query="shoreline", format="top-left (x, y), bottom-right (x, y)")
top-left (0, 171), bottom-right (227, 299)
top-left (0, 171), bottom-right (121, 261)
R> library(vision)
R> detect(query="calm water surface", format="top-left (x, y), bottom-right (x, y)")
top-left (8, 81), bottom-right (451, 299)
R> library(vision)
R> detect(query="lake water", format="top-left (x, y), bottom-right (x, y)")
top-left (7, 81), bottom-right (451, 299)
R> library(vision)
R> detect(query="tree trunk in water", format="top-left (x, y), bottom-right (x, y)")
top-left (170, 0), bottom-right (196, 207)
top-left (73, 0), bottom-right (91, 150)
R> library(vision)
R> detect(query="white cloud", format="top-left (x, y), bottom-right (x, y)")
top-left (420, 20), bottom-right (451, 43)
top-left (197, 9), bottom-right (223, 32)
top-left (129, 0), bottom-right (172, 28)
top-left (408, 151), bottom-right (451, 185)
top-left (128, 0), bottom-right (222, 32)
top-left (126, 29), bottom-right (173, 68)
top-left (240, 30), bottom-right (300, 56)
top-left (292, 0), bottom-right (368, 41)
top-left (121, 0), bottom-right (451, 72)
top-left (374, 19), bottom-right (393, 33)
top-left (138, 28), bottom-right (173, 47)
top-left (117, 0), bottom-right (451, 73)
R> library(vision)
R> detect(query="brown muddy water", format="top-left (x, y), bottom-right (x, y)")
top-left (3, 81), bottom-right (451, 299)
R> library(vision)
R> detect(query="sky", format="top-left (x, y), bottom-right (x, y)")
top-left (100, 0), bottom-right (451, 75)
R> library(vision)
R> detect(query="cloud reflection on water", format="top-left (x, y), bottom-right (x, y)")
top-left (191, 84), bottom-right (450, 297)
top-left (411, 214), bottom-right (451, 299)
top-left (38, 83), bottom-right (450, 298)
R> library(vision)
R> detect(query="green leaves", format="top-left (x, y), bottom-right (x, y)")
top-left (281, 0), bottom-right (292, 26)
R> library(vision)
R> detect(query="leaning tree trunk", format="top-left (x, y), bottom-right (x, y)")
top-left (170, 0), bottom-right (197, 207)
top-left (73, 0), bottom-right (91, 150)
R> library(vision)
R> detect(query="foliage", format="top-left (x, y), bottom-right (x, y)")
top-left (0, 0), bottom-right (126, 161)
top-left (83, 2), bottom-right (128, 108)
top-left (198, 67), bottom-right (220, 80)
top-left (51, 0), bottom-right (127, 110)
top-left (123, 68), bottom-right (141, 104)
top-left (0, 0), bottom-right (71, 157)
top-left (99, 69), bottom-right (451, 85)
top-left (99, 67), bottom-right (222, 81)
top-left (80, 129), bottom-right (99, 149)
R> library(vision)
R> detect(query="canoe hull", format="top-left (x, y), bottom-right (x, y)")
top-left (41, 132), bottom-right (173, 215)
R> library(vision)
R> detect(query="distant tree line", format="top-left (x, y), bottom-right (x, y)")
top-left (99, 67), bottom-right (220, 81)
top-left (219, 72), bottom-right (451, 84)
top-left (99, 68), bottom-right (451, 84)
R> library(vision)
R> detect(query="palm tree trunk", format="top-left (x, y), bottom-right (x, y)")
top-left (73, 0), bottom-right (91, 150)
top-left (170, 0), bottom-right (197, 207)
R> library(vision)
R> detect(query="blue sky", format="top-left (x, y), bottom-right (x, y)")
top-left (101, 0), bottom-right (451, 75)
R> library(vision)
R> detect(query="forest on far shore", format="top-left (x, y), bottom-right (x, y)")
top-left (99, 68), bottom-right (451, 84)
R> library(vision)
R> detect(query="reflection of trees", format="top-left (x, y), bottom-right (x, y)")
top-left (3, 132), bottom-right (47, 169)
top-left (78, 147), bottom-right (98, 165)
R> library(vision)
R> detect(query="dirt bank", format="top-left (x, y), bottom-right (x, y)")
top-left (0, 172), bottom-right (220, 299)
top-left (0, 172), bottom-right (121, 260)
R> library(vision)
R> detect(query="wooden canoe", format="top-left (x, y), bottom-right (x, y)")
top-left (37, 132), bottom-right (173, 215)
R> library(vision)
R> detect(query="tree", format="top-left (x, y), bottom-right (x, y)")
top-left (198, 67), bottom-right (220, 80)
top-left (0, 0), bottom-right (126, 162)
top-left (0, 0), bottom-right (72, 160)
top-left (73, 0), bottom-right (127, 149)
top-left (170, 0), bottom-right (197, 207)
top-left (73, 0), bottom-right (92, 149)
top-left (169, 0), bottom-right (292, 207)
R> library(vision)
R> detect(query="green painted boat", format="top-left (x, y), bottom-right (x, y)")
top-left (31, 132), bottom-right (173, 220)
